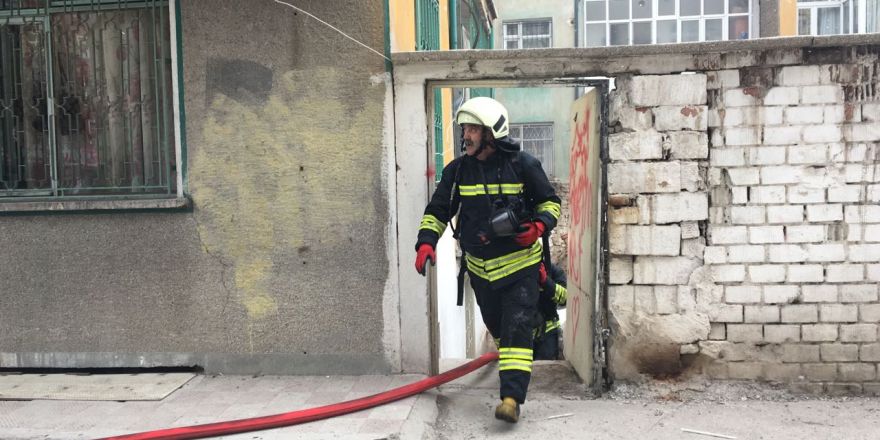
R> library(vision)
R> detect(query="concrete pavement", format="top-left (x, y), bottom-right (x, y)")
top-left (2, 361), bottom-right (880, 439)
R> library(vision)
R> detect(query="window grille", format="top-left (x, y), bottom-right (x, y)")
top-left (0, 0), bottom-right (176, 198)
top-left (509, 123), bottom-right (554, 178)
top-left (503, 19), bottom-right (552, 49)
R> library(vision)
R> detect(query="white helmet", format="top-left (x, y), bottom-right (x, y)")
top-left (455, 97), bottom-right (509, 139)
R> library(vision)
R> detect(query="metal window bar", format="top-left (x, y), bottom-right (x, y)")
top-left (509, 122), bottom-right (554, 177)
top-left (0, 0), bottom-right (174, 198)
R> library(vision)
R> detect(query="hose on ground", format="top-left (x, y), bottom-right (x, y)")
top-left (97, 352), bottom-right (499, 440)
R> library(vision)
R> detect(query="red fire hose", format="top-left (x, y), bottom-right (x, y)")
top-left (97, 352), bottom-right (499, 440)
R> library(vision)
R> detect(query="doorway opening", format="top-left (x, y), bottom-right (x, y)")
top-left (425, 79), bottom-right (611, 390)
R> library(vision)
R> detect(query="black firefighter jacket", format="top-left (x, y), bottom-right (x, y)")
top-left (416, 150), bottom-right (562, 289)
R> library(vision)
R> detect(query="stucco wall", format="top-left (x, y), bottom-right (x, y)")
top-left (0, 0), bottom-right (397, 375)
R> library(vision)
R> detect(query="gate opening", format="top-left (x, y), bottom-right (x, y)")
top-left (425, 80), bottom-right (611, 391)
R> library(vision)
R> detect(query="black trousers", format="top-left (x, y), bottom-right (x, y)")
top-left (471, 272), bottom-right (540, 404)
top-left (533, 328), bottom-right (560, 360)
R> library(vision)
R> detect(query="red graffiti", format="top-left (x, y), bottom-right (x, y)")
top-left (568, 108), bottom-right (593, 287)
top-left (425, 167), bottom-right (436, 180)
top-left (569, 294), bottom-right (582, 346)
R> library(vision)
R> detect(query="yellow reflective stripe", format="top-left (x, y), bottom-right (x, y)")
top-left (419, 214), bottom-right (446, 235)
top-left (458, 183), bottom-right (523, 196)
top-left (499, 361), bottom-right (533, 373)
top-left (537, 201), bottom-right (561, 220)
top-left (545, 320), bottom-right (560, 332)
top-left (466, 241), bottom-right (542, 272)
top-left (499, 347), bottom-right (533, 357)
top-left (499, 354), bottom-right (532, 361)
top-left (554, 284), bottom-right (567, 305)
top-left (467, 251), bottom-right (543, 282)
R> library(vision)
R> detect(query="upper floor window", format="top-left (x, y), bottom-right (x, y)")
top-left (797, 0), bottom-right (878, 35)
top-left (509, 123), bottom-right (555, 177)
top-left (584, 0), bottom-right (750, 46)
top-left (0, 0), bottom-right (178, 199)
top-left (503, 19), bottom-right (553, 49)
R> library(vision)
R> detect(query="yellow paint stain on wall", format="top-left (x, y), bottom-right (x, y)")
top-left (190, 67), bottom-right (385, 324)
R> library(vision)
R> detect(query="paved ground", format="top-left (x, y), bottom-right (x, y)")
top-left (2, 361), bottom-right (880, 439)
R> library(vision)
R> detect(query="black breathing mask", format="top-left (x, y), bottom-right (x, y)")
top-left (478, 196), bottom-right (525, 244)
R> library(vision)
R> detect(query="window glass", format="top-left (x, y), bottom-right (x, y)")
top-left (729, 16), bottom-right (749, 39)
top-left (704, 0), bottom-right (724, 15)
top-left (632, 21), bottom-right (652, 43)
top-left (631, 0), bottom-right (652, 19)
top-left (610, 22), bottom-right (630, 45)
top-left (817, 7), bottom-right (841, 35)
top-left (705, 19), bottom-right (722, 40)
top-left (522, 36), bottom-right (551, 48)
top-left (658, 0), bottom-right (675, 15)
top-left (609, 0), bottom-right (629, 20)
top-left (505, 39), bottom-right (519, 49)
top-left (586, 23), bottom-right (607, 46)
top-left (522, 21), bottom-right (551, 36)
top-left (681, 20), bottom-right (699, 41)
top-left (657, 20), bottom-right (677, 42)
top-left (505, 23), bottom-right (519, 36)
top-left (681, 0), bottom-right (701, 16)
top-left (586, 1), bottom-right (606, 21)
top-left (798, 9), bottom-right (811, 35)
top-left (729, 0), bottom-right (749, 13)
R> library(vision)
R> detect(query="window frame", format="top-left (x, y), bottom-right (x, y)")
top-left (502, 18), bottom-right (553, 49)
top-left (796, 0), bottom-right (856, 35)
top-left (583, 0), bottom-right (751, 46)
top-left (0, 0), bottom-right (187, 211)
top-left (509, 122), bottom-right (555, 177)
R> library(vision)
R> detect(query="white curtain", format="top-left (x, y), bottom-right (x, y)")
top-left (868, 0), bottom-right (879, 32)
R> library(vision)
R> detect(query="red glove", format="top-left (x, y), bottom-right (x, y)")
top-left (415, 244), bottom-right (436, 276)
top-left (539, 263), bottom-right (547, 286)
top-left (515, 221), bottom-right (545, 246)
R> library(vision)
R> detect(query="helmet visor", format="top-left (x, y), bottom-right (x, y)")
top-left (456, 112), bottom-right (483, 127)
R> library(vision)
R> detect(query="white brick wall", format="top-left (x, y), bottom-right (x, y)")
top-left (610, 225), bottom-right (681, 255)
top-left (652, 192), bottom-right (709, 224)
top-left (609, 131), bottom-right (664, 160)
top-left (630, 75), bottom-right (708, 106)
top-left (609, 162), bottom-right (681, 194)
top-left (609, 63), bottom-right (880, 385)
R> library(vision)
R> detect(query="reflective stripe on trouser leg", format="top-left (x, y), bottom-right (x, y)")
top-left (498, 273), bottom-right (540, 404)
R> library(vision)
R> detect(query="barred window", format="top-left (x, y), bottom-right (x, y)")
top-left (0, 0), bottom-right (178, 199)
top-left (509, 123), bottom-right (554, 177)
top-left (503, 19), bottom-right (552, 49)
top-left (584, 0), bottom-right (751, 46)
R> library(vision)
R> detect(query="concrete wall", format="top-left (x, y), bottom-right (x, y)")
top-left (392, 34), bottom-right (880, 390)
top-left (0, 0), bottom-right (399, 375)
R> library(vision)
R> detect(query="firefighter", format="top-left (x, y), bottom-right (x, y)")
top-left (413, 97), bottom-right (561, 423)
top-left (534, 262), bottom-right (568, 361)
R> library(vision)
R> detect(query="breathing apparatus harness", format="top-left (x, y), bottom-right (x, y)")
top-left (448, 130), bottom-right (550, 306)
